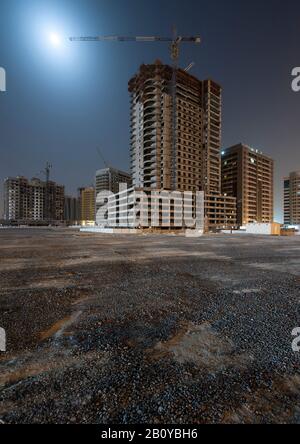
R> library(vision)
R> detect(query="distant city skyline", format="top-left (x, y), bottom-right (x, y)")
top-left (1, 0), bottom-right (300, 221)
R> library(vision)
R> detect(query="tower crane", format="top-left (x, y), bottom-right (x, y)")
top-left (44, 161), bottom-right (52, 183)
top-left (34, 162), bottom-right (53, 223)
top-left (43, 162), bottom-right (52, 223)
top-left (69, 29), bottom-right (201, 64)
top-left (34, 161), bottom-right (52, 182)
top-left (96, 146), bottom-right (109, 169)
top-left (70, 28), bottom-right (201, 187)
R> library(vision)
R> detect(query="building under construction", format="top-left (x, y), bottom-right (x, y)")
top-left (127, 61), bottom-right (236, 229)
top-left (221, 144), bottom-right (274, 226)
top-left (95, 167), bottom-right (132, 216)
top-left (284, 171), bottom-right (300, 226)
top-left (3, 176), bottom-right (64, 224)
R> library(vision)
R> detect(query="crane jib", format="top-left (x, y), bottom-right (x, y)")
top-left (69, 36), bottom-right (201, 44)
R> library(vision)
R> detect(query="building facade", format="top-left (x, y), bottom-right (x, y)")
top-left (284, 171), bottom-right (300, 225)
top-left (205, 192), bottom-right (237, 229)
top-left (284, 177), bottom-right (291, 225)
top-left (78, 187), bottom-right (95, 224)
top-left (64, 196), bottom-right (80, 225)
top-left (95, 167), bottom-right (132, 195)
top-left (4, 176), bottom-right (64, 223)
top-left (127, 61), bottom-right (235, 229)
top-left (95, 167), bottom-right (132, 213)
top-left (129, 61), bottom-right (221, 194)
top-left (221, 144), bottom-right (274, 226)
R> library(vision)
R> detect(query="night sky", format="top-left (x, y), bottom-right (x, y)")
top-left (0, 0), bottom-right (300, 221)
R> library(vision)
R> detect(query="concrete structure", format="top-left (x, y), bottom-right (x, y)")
top-left (78, 187), bottom-right (95, 225)
top-left (245, 222), bottom-right (281, 236)
top-left (205, 192), bottom-right (237, 229)
top-left (95, 167), bottom-right (131, 213)
top-left (64, 196), bottom-right (80, 225)
top-left (284, 171), bottom-right (300, 226)
top-left (80, 227), bottom-right (139, 235)
top-left (128, 61), bottom-right (235, 229)
top-left (221, 144), bottom-right (274, 226)
top-left (284, 177), bottom-right (291, 225)
top-left (95, 167), bottom-right (131, 195)
top-left (129, 61), bottom-right (221, 194)
top-left (4, 176), bottom-right (64, 224)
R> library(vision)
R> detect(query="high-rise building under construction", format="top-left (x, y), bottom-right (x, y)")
top-left (221, 144), bottom-right (274, 226)
top-left (129, 60), bottom-right (222, 193)
top-left (284, 171), bottom-right (300, 226)
top-left (128, 61), bottom-right (236, 228)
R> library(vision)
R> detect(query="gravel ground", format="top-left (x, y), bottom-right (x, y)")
top-left (0, 228), bottom-right (300, 424)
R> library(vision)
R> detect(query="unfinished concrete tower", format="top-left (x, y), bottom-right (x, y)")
top-left (284, 171), bottom-right (300, 226)
top-left (221, 144), bottom-right (274, 225)
top-left (128, 61), bottom-right (222, 194)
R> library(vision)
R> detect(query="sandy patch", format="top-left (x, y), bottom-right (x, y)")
top-left (153, 322), bottom-right (253, 371)
top-left (40, 311), bottom-right (82, 341)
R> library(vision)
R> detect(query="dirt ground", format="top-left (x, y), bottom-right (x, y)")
top-left (0, 228), bottom-right (300, 424)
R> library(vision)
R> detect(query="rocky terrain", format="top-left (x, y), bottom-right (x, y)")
top-left (0, 228), bottom-right (300, 424)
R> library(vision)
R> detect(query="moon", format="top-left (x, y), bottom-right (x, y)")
top-left (49, 32), bottom-right (61, 48)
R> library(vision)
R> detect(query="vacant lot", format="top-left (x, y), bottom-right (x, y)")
top-left (0, 228), bottom-right (300, 424)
